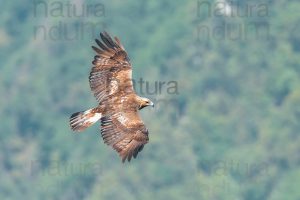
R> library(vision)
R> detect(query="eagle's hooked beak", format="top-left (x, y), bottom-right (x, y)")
top-left (149, 101), bottom-right (154, 108)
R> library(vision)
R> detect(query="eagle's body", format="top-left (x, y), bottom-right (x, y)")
top-left (70, 32), bottom-right (153, 162)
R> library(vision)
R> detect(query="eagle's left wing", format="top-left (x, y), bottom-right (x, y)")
top-left (90, 32), bottom-right (134, 103)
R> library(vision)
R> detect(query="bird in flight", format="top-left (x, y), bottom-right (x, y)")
top-left (69, 32), bottom-right (154, 162)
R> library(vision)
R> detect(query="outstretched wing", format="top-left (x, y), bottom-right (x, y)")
top-left (90, 32), bottom-right (134, 103)
top-left (100, 110), bottom-right (149, 162)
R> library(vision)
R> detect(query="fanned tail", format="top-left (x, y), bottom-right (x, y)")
top-left (69, 108), bottom-right (101, 132)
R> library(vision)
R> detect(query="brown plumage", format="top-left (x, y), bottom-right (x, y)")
top-left (70, 32), bottom-right (154, 162)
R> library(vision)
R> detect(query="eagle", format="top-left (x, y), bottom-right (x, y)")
top-left (69, 32), bottom-right (154, 162)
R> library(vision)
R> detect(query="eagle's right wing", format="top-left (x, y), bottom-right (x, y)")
top-left (90, 32), bottom-right (134, 103)
top-left (100, 110), bottom-right (149, 162)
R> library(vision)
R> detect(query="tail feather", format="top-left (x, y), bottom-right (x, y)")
top-left (70, 108), bottom-right (101, 132)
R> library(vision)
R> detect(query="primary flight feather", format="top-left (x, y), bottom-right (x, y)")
top-left (69, 32), bottom-right (154, 162)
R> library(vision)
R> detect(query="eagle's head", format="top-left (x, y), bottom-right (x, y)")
top-left (138, 97), bottom-right (154, 110)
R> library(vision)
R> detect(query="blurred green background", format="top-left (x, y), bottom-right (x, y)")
top-left (1, 0), bottom-right (300, 199)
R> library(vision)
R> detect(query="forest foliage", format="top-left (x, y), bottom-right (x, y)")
top-left (1, 0), bottom-right (300, 199)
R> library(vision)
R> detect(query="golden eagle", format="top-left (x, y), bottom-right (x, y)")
top-left (69, 32), bottom-right (154, 162)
